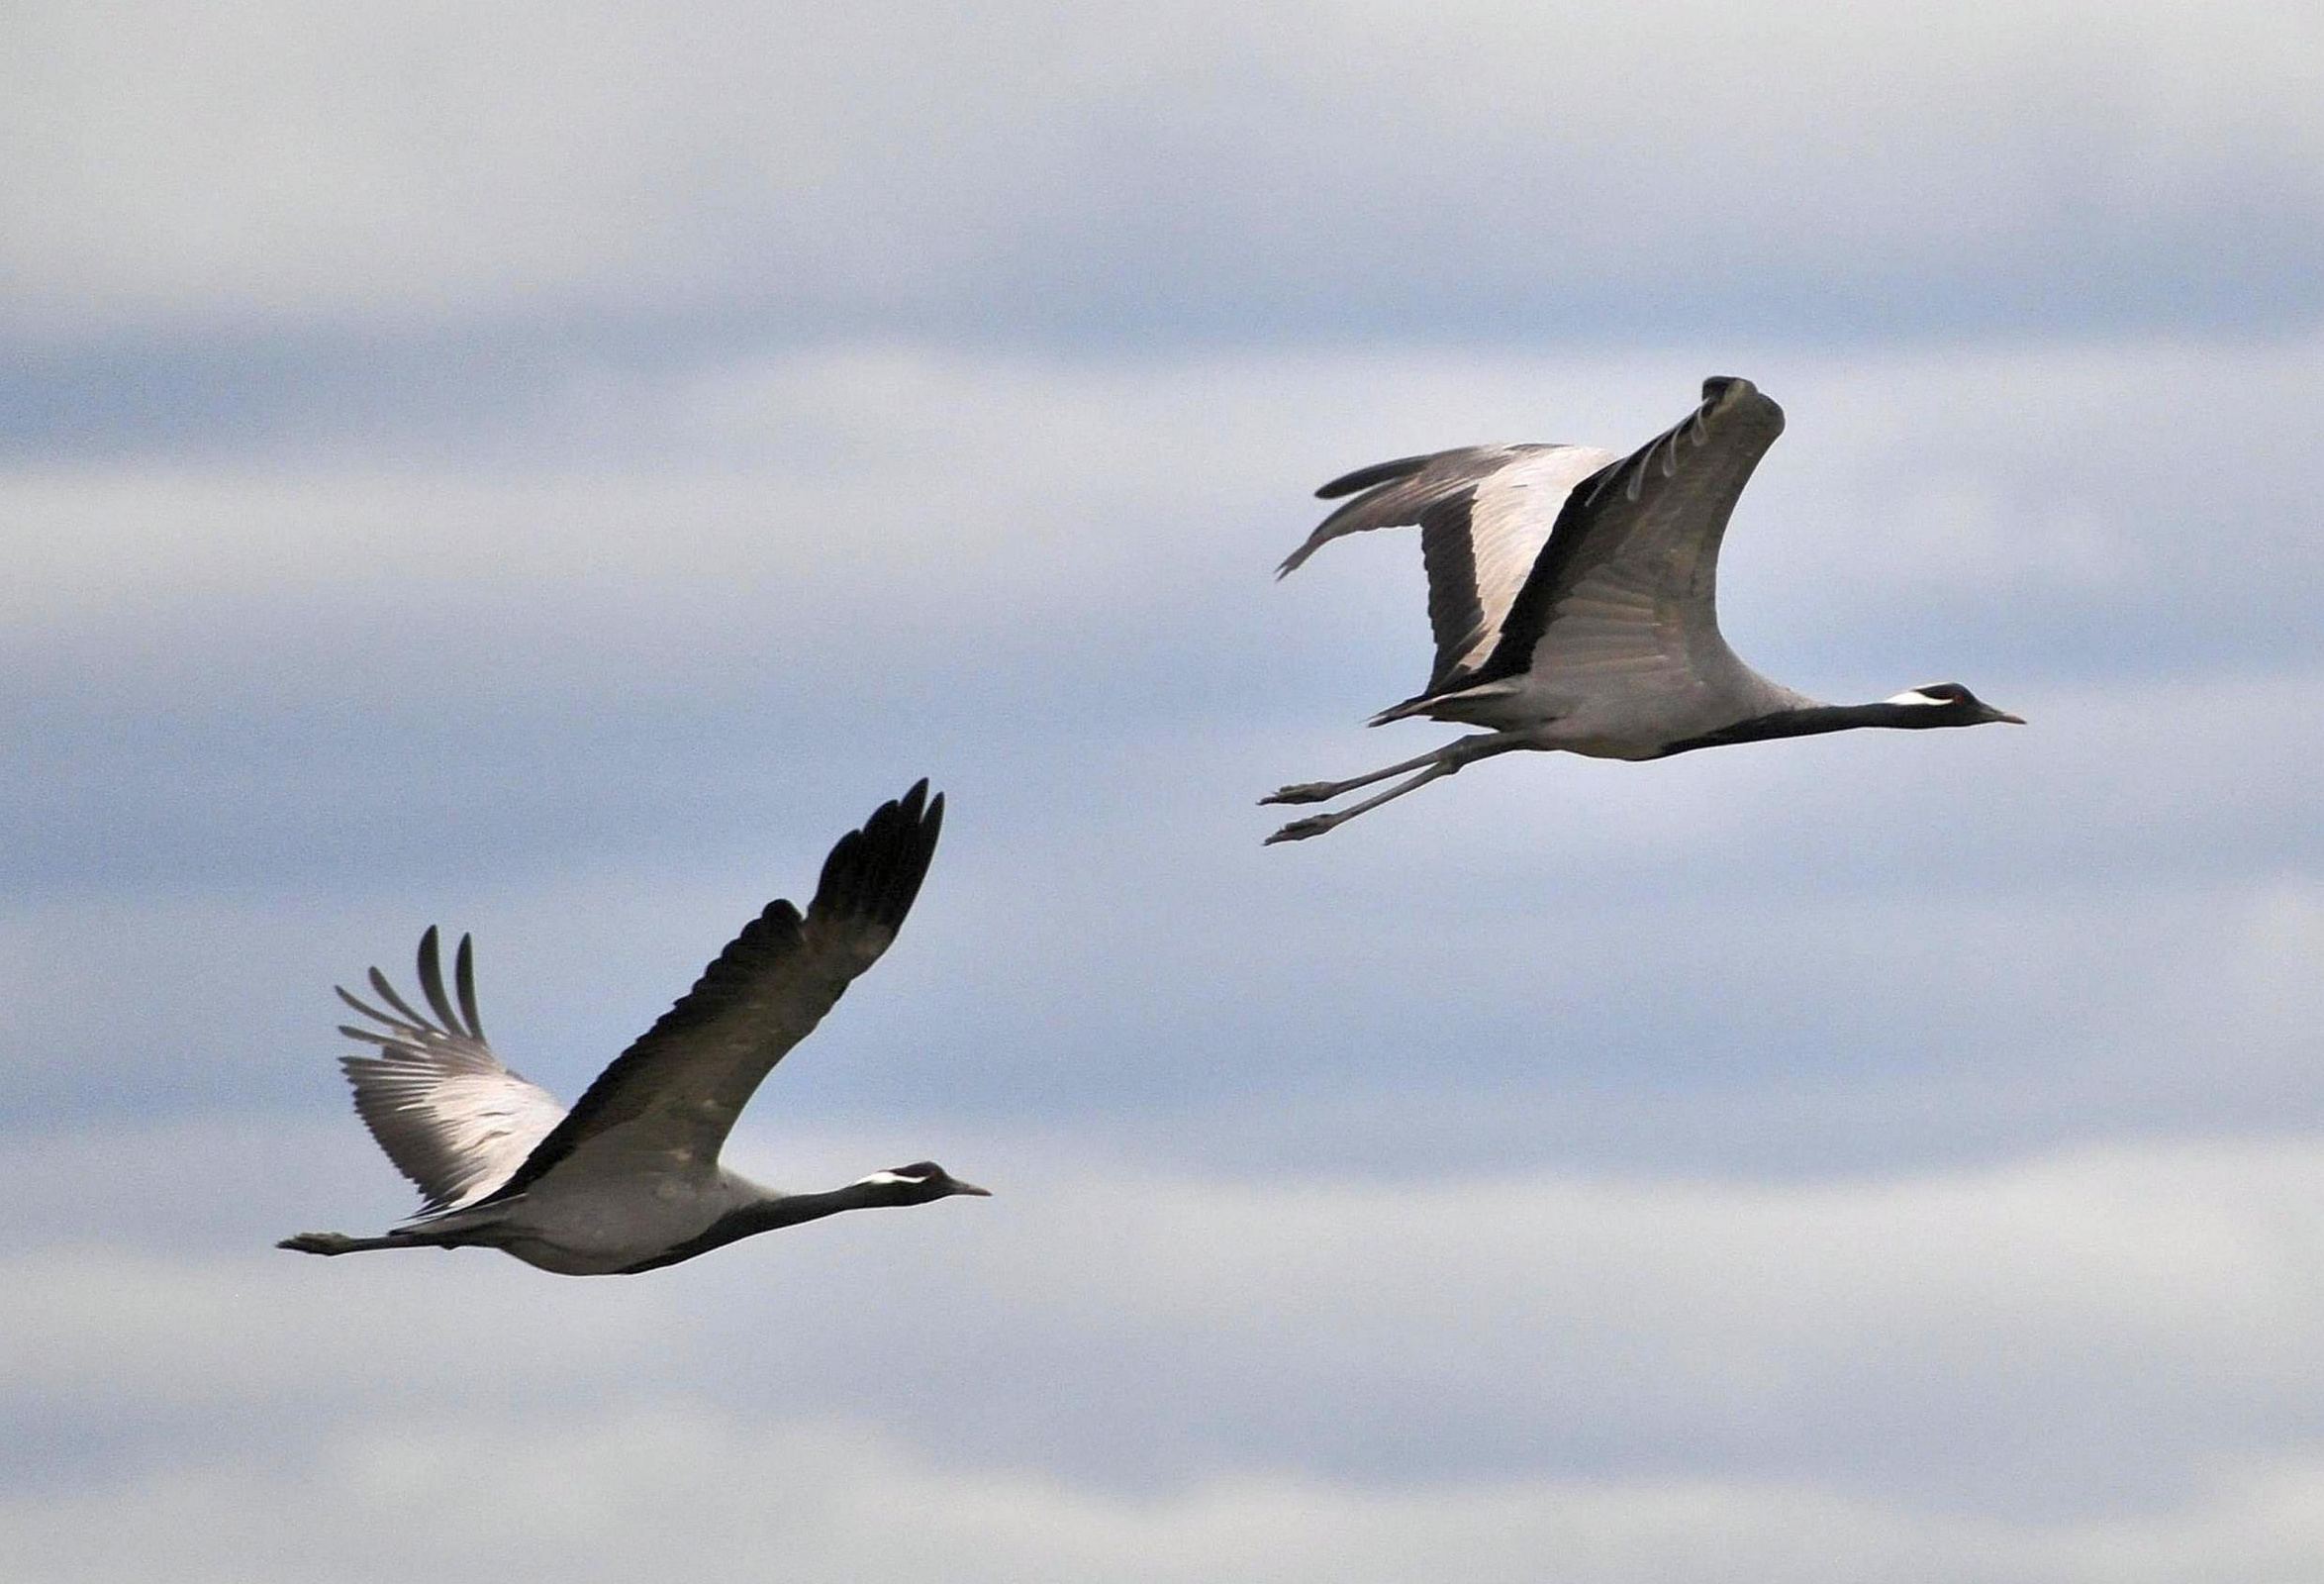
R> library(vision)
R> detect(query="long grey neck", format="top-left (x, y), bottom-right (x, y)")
top-left (751, 1180), bottom-right (894, 1231)
top-left (1658, 701), bottom-right (1936, 757)
top-left (615, 1181), bottom-right (887, 1274)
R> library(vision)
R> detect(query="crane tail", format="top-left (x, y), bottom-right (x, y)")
top-left (1366, 677), bottom-right (1525, 728)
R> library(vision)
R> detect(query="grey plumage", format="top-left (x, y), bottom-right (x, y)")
top-left (1264, 377), bottom-right (2020, 842)
top-left (476, 780), bottom-right (943, 1206)
top-left (282, 782), bottom-right (987, 1275)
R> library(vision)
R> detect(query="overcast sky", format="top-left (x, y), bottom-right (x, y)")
top-left (6, 4), bottom-right (2321, 1580)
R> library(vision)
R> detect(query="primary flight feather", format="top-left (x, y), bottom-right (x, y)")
top-left (281, 780), bottom-right (986, 1275)
top-left (1264, 377), bottom-right (2021, 842)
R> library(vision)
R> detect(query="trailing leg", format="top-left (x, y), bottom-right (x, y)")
top-left (277, 1229), bottom-right (453, 1256)
top-left (1262, 742), bottom-right (1458, 807)
top-left (1263, 733), bottom-right (1526, 842)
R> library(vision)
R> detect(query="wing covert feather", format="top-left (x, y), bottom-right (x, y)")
top-left (1470, 377), bottom-right (1786, 691)
top-left (476, 781), bottom-right (944, 1202)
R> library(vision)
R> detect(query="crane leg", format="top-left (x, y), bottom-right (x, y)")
top-left (1263, 733), bottom-right (1525, 842)
top-left (277, 1230), bottom-right (452, 1256)
top-left (1262, 742), bottom-right (1453, 806)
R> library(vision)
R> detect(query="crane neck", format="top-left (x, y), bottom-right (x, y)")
top-left (1657, 701), bottom-right (1958, 756)
top-left (612, 1181), bottom-right (891, 1274)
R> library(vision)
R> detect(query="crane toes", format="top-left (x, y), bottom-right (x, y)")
top-left (1261, 782), bottom-right (1342, 806)
top-left (1264, 814), bottom-right (1341, 844)
top-left (278, 1232), bottom-right (354, 1255)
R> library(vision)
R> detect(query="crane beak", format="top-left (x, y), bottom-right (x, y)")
top-left (1994, 710), bottom-right (2027, 725)
top-left (949, 1178), bottom-right (993, 1198)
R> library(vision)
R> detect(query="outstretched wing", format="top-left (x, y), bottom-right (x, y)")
top-left (475, 781), bottom-right (945, 1204)
top-left (333, 927), bottom-right (567, 1215)
top-left (1279, 444), bottom-right (1619, 691)
top-left (1461, 376), bottom-right (1791, 703)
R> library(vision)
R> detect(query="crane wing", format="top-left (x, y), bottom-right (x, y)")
top-left (1280, 445), bottom-right (1619, 691)
top-left (473, 781), bottom-right (944, 1204)
top-left (1462, 376), bottom-right (1790, 702)
top-left (333, 927), bottom-right (568, 1215)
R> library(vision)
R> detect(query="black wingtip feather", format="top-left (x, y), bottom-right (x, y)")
top-left (588, 778), bottom-right (943, 1071)
top-left (416, 927), bottom-right (464, 1037)
top-left (470, 782), bottom-right (947, 1208)
top-left (334, 983), bottom-right (402, 1030)
top-left (809, 778), bottom-right (944, 933)
top-left (1314, 452), bottom-right (1433, 500)
top-left (454, 935), bottom-right (484, 1042)
top-left (365, 962), bottom-right (431, 1030)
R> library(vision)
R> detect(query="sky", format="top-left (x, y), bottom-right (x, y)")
top-left (4, 3), bottom-right (2321, 1578)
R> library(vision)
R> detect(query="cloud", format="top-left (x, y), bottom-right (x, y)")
top-left (1, 337), bottom-right (2317, 1164)
top-left (7, 333), bottom-right (2318, 688)
top-left (11, 1129), bottom-right (2324, 1579)
top-left (2, 334), bottom-right (2313, 909)
top-left (7, 745), bottom-right (2321, 1172)
top-left (3, 1), bottom-right (2318, 347)
top-left (6, 13), bottom-right (2316, 1573)
top-left (17, 1406), bottom-right (2324, 1584)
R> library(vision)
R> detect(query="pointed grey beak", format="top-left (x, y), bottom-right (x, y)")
top-left (1994, 711), bottom-right (2027, 725)
top-left (950, 1179), bottom-right (993, 1197)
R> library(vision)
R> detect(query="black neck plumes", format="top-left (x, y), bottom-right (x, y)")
top-left (613, 1180), bottom-right (898, 1275)
top-left (1657, 700), bottom-right (1981, 757)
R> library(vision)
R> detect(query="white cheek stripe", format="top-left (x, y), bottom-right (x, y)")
top-left (1885, 689), bottom-right (1947, 706)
